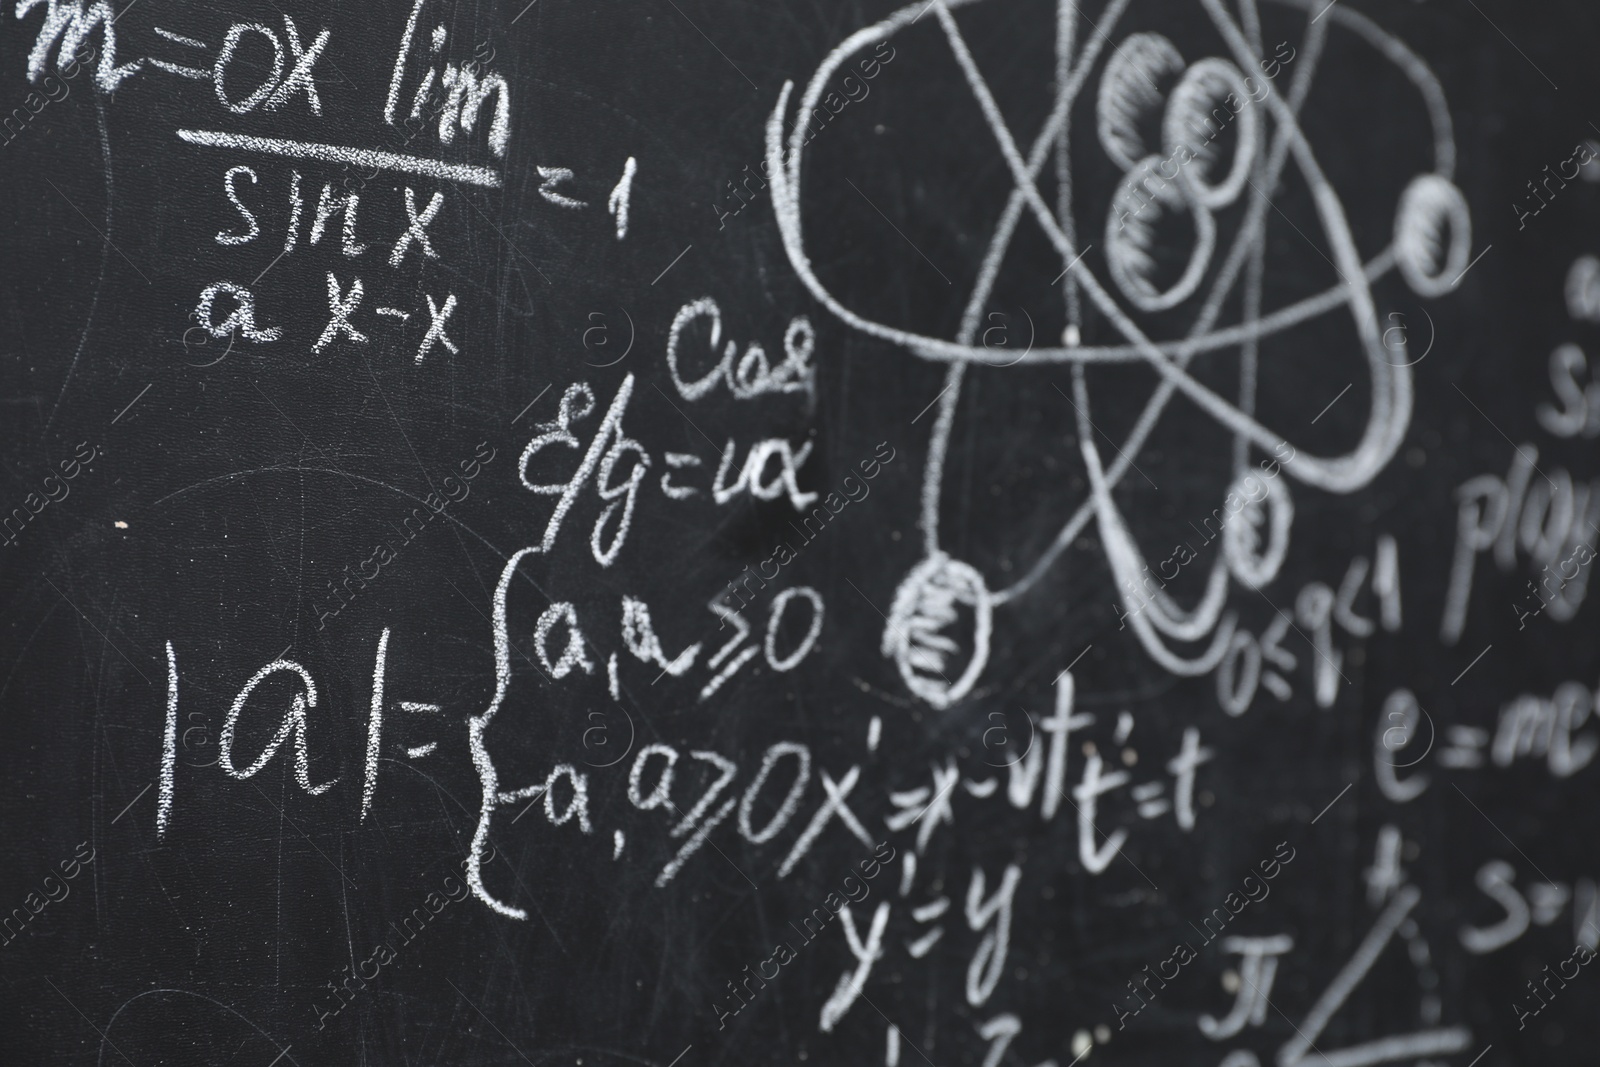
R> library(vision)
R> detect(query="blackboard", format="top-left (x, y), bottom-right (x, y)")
top-left (4, 0), bottom-right (1600, 1065)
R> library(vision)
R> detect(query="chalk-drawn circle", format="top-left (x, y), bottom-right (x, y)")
top-left (213, 23), bottom-right (284, 114)
top-left (1096, 33), bottom-right (1186, 172)
top-left (1105, 156), bottom-right (1216, 312)
top-left (738, 742), bottom-right (811, 843)
top-left (99, 989), bottom-right (297, 1067)
top-left (883, 553), bottom-right (992, 710)
top-left (1393, 174), bottom-right (1471, 298)
top-left (1223, 471), bottom-right (1293, 589)
top-left (1161, 58), bottom-right (1258, 210)
top-left (765, 586), bottom-right (825, 671)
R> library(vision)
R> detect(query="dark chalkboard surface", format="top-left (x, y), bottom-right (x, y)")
top-left (4, 0), bottom-right (1600, 1064)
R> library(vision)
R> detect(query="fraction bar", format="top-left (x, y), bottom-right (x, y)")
top-left (175, 130), bottom-right (502, 188)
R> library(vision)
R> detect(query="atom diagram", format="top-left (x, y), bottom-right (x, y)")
top-left (766, 0), bottom-right (1471, 708)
